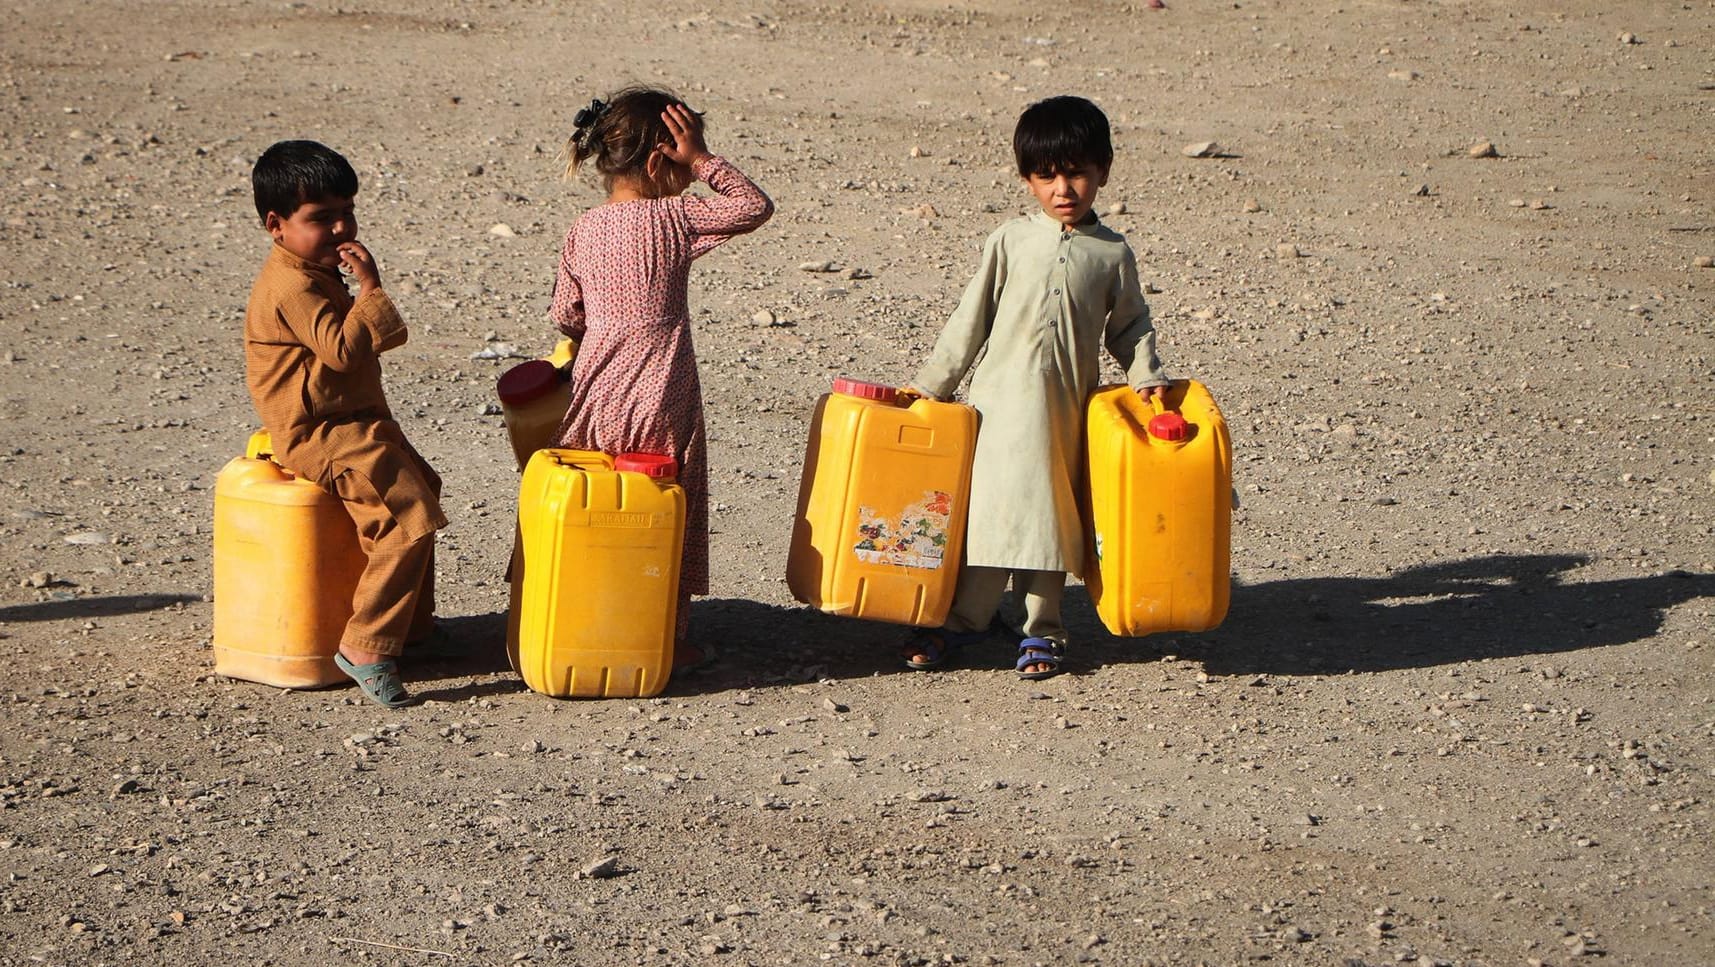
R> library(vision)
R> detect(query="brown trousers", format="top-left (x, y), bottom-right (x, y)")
top-left (332, 464), bottom-right (439, 657)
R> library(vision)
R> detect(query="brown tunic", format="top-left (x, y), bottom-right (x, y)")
top-left (243, 244), bottom-right (446, 542)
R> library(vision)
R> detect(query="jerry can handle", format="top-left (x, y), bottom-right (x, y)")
top-left (244, 430), bottom-right (275, 461)
top-left (1144, 390), bottom-right (1190, 442)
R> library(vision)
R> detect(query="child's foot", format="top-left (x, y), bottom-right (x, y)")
top-left (672, 641), bottom-right (714, 673)
top-left (900, 627), bottom-right (982, 671)
top-left (1015, 637), bottom-right (1064, 680)
top-left (334, 649), bottom-right (414, 707)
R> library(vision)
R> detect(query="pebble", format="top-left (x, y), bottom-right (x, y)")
top-left (1181, 141), bottom-right (1220, 159)
top-left (798, 260), bottom-right (838, 273)
top-left (1276, 243), bottom-right (1301, 259)
top-left (1411, 184), bottom-right (1431, 196)
top-left (64, 531), bottom-right (109, 545)
top-left (488, 223), bottom-right (516, 237)
top-left (901, 203), bottom-right (939, 219)
top-left (1618, 32), bottom-right (1639, 45)
top-left (909, 145), bottom-right (926, 158)
top-left (1387, 69), bottom-right (1419, 82)
top-left (822, 698), bottom-right (848, 713)
top-left (466, 163), bottom-right (484, 176)
top-left (578, 856), bottom-right (620, 879)
top-left (1105, 201), bottom-right (1127, 216)
top-left (1468, 140), bottom-right (1499, 158)
top-left (750, 309), bottom-right (776, 326)
top-left (1693, 256), bottom-right (1713, 269)
top-left (1242, 197), bottom-right (1262, 213)
top-left (24, 571), bottom-right (52, 588)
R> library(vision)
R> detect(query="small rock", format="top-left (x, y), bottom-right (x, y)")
top-left (1410, 184), bottom-right (1431, 197)
top-left (909, 145), bottom-right (926, 158)
top-left (64, 531), bottom-right (109, 545)
top-left (1529, 199), bottom-right (1551, 210)
top-left (1468, 140), bottom-right (1499, 158)
top-left (466, 163), bottom-right (484, 176)
top-left (901, 203), bottom-right (939, 219)
top-left (798, 260), bottom-right (838, 273)
top-left (1105, 201), bottom-right (1127, 216)
top-left (578, 856), bottom-right (620, 879)
top-left (822, 698), bottom-right (848, 714)
top-left (1276, 243), bottom-right (1301, 259)
top-left (845, 267), bottom-right (873, 281)
top-left (1242, 197), bottom-right (1262, 213)
top-left (1181, 141), bottom-right (1220, 159)
top-left (1693, 256), bottom-right (1713, 269)
top-left (488, 223), bottom-right (516, 237)
top-left (25, 571), bottom-right (52, 588)
top-left (1387, 69), bottom-right (1419, 82)
top-left (750, 309), bottom-right (776, 326)
top-left (1618, 32), bottom-right (1639, 45)
top-left (1509, 198), bottom-right (1526, 208)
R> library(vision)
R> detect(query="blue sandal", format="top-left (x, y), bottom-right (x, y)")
top-left (1015, 638), bottom-right (1064, 680)
top-left (334, 652), bottom-right (415, 708)
top-left (900, 628), bottom-right (983, 671)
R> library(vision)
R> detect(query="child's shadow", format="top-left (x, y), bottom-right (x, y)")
top-left (1071, 553), bottom-right (1715, 676)
top-left (406, 603), bottom-right (897, 701)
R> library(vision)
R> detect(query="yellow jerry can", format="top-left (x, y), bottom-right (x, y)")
top-left (212, 431), bottom-right (364, 688)
top-left (786, 377), bottom-right (977, 627)
top-left (496, 338), bottom-right (578, 471)
top-left (508, 448), bottom-right (684, 698)
top-left (1084, 380), bottom-right (1232, 636)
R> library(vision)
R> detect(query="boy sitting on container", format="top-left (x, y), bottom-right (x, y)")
top-left (244, 139), bottom-right (450, 707)
top-left (903, 95), bottom-right (1170, 680)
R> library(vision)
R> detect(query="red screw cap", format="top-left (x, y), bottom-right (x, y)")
top-left (832, 377), bottom-right (898, 403)
top-left (496, 359), bottom-right (562, 406)
top-left (1147, 411), bottom-right (1190, 442)
top-left (615, 452), bottom-right (678, 479)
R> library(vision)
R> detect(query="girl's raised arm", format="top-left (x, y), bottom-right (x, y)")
top-left (684, 155), bottom-right (773, 259)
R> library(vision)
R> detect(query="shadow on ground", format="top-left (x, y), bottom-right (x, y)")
top-left (389, 553), bottom-right (1715, 699)
top-left (1074, 553), bottom-right (1715, 677)
top-left (0, 593), bottom-right (201, 624)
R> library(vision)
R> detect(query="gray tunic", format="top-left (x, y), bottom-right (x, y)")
top-left (911, 211), bottom-right (1167, 576)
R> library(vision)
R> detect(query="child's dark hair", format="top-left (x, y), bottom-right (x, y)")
top-left (565, 85), bottom-right (699, 184)
top-left (251, 140), bottom-right (358, 224)
top-left (1013, 95), bottom-right (1113, 177)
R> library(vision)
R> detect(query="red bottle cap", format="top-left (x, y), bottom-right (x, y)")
top-left (615, 453), bottom-right (678, 479)
top-left (832, 377), bottom-right (898, 403)
top-left (496, 359), bottom-right (562, 406)
top-left (1147, 411), bottom-right (1190, 442)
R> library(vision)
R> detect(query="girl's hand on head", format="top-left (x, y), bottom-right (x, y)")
top-left (658, 102), bottom-right (710, 167)
top-left (338, 241), bottom-right (381, 293)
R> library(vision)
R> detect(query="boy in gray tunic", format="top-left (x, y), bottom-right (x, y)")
top-left (905, 95), bottom-right (1170, 680)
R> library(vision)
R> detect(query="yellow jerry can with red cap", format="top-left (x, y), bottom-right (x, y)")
top-left (507, 448), bottom-right (684, 698)
top-left (212, 430), bottom-right (365, 688)
top-left (1084, 380), bottom-right (1232, 636)
top-left (496, 338), bottom-right (578, 471)
top-left (786, 377), bottom-right (977, 627)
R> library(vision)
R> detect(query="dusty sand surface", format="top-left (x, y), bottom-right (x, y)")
top-left (2, 1), bottom-right (1713, 964)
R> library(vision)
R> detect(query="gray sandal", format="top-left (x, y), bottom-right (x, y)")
top-left (334, 653), bottom-right (414, 707)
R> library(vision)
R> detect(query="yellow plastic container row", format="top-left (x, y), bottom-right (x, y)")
top-left (1084, 380), bottom-right (1232, 637)
top-left (787, 378), bottom-right (977, 627)
top-left (507, 448), bottom-right (684, 698)
top-left (212, 431), bottom-right (364, 689)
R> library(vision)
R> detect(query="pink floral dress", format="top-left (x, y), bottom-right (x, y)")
top-left (548, 155), bottom-right (772, 634)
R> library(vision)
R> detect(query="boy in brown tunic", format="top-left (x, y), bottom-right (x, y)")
top-left (244, 140), bottom-right (447, 707)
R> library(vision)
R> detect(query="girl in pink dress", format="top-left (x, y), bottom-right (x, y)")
top-left (548, 86), bottom-right (773, 669)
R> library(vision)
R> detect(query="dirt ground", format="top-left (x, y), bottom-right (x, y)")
top-left (2, 1), bottom-right (1712, 964)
